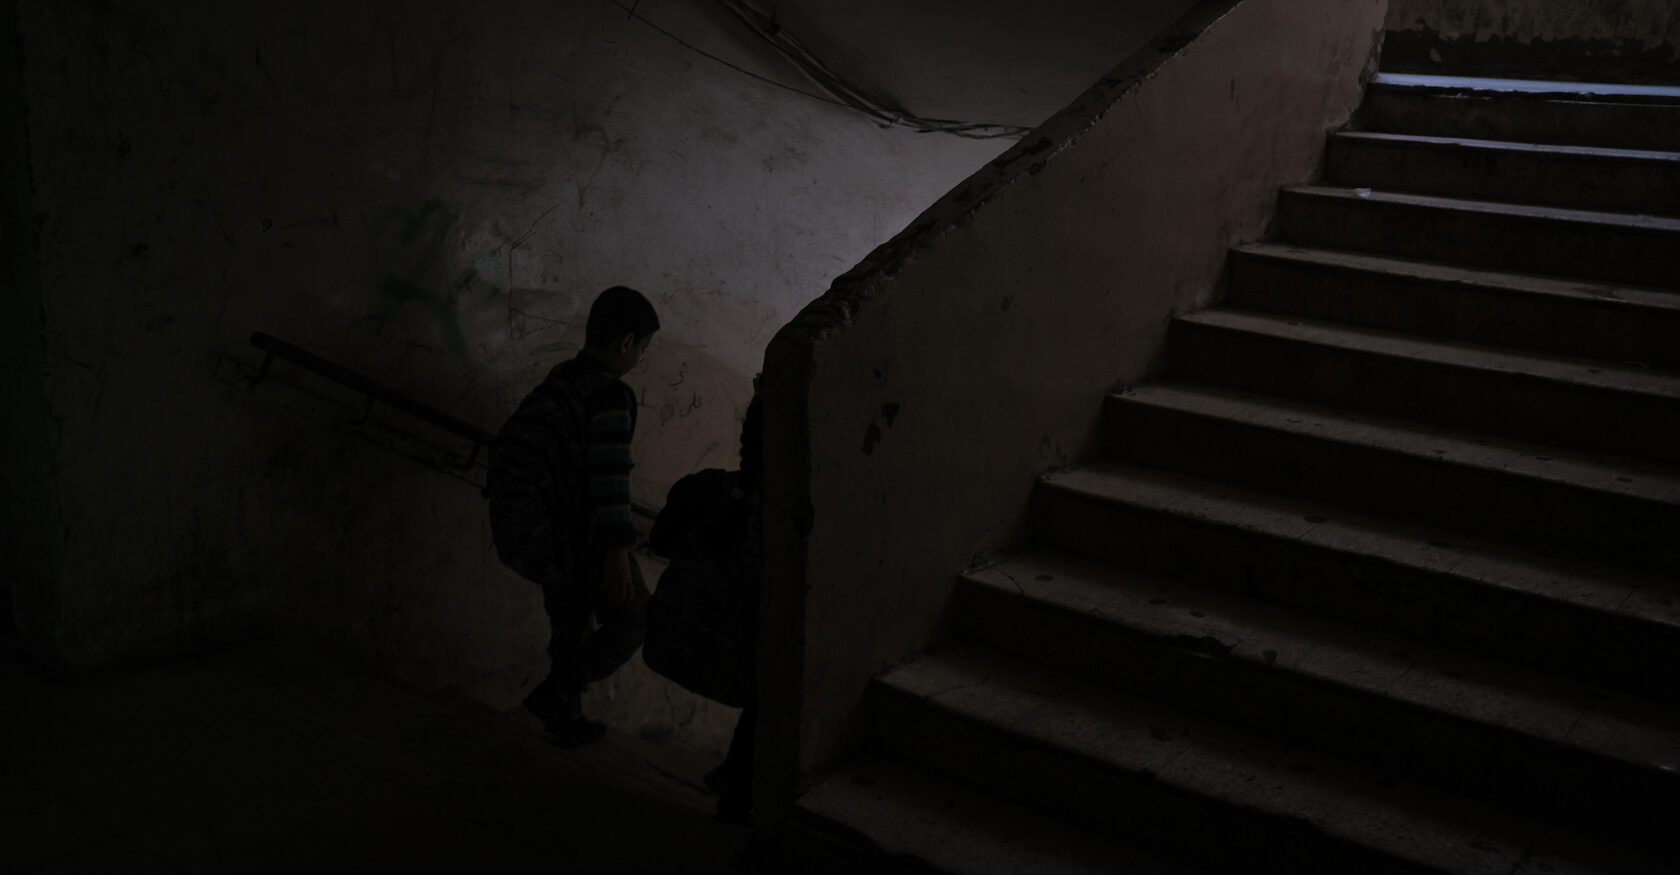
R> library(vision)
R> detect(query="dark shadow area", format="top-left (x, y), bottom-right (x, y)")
top-left (0, 635), bottom-right (755, 874)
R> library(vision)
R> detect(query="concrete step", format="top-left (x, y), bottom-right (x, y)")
top-left (1324, 131), bottom-right (1680, 217)
top-left (1377, 38), bottom-right (1680, 89)
top-left (1101, 382), bottom-right (1680, 572)
top-left (1369, 74), bottom-right (1680, 105)
top-left (794, 756), bottom-right (1193, 875)
top-left (1225, 243), bottom-right (1680, 368)
top-left (870, 645), bottom-right (1669, 874)
top-left (1274, 185), bottom-right (1680, 287)
top-left (1362, 74), bottom-right (1680, 151)
top-left (952, 552), bottom-right (1680, 843)
top-left (1165, 309), bottom-right (1680, 463)
top-left (1034, 461), bottom-right (1680, 702)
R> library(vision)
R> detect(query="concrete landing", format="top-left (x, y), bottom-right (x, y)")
top-left (795, 757), bottom-right (1192, 875)
top-left (1, 639), bottom-right (750, 874)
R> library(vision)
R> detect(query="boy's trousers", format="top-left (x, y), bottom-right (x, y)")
top-left (542, 546), bottom-right (650, 690)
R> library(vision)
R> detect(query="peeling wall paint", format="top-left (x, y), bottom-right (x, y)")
top-left (2, 0), bottom-right (61, 656)
top-left (1383, 0), bottom-right (1680, 83)
top-left (1387, 0), bottom-right (1680, 48)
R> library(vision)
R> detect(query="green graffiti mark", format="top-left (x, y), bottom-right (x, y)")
top-left (375, 198), bottom-right (508, 354)
top-left (531, 340), bottom-right (579, 357)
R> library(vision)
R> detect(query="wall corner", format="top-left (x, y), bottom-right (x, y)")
top-left (2, 0), bottom-right (67, 668)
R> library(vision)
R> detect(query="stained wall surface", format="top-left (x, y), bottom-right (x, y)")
top-left (1384, 0), bottom-right (1680, 81)
top-left (1387, 0), bottom-right (1680, 47)
top-left (8, 0), bottom-right (1027, 756)
top-left (761, 0), bottom-right (1388, 785)
top-left (3, 0), bottom-right (58, 658)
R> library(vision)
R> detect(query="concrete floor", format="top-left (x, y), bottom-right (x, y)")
top-left (1, 637), bottom-right (755, 874)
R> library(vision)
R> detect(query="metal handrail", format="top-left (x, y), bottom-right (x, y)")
top-left (247, 332), bottom-right (659, 520)
top-left (251, 332), bottom-right (492, 464)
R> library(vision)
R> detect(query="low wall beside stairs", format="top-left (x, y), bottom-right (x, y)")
top-left (1385, 0), bottom-right (1680, 83)
top-left (757, 0), bottom-right (1390, 823)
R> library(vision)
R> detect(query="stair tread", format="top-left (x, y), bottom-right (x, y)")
top-left (1232, 242), bottom-right (1680, 317)
top-left (1332, 129), bottom-right (1680, 163)
top-left (1282, 183), bottom-right (1680, 232)
top-left (963, 551), bottom-right (1680, 777)
top-left (1041, 460), bottom-right (1680, 632)
top-left (797, 756), bottom-right (1194, 875)
top-left (880, 645), bottom-right (1668, 874)
top-left (1369, 73), bottom-right (1680, 104)
top-left (1111, 381), bottom-right (1680, 505)
top-left (1175, 308), bottom-right (1680, 399)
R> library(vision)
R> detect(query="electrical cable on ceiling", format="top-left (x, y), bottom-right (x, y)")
top-left (604, 0), bottom-right (1032, 140)
top-left (602, 0), bottom-right (847, 108)
top-left (712, 0), bottom-right (1031, 139)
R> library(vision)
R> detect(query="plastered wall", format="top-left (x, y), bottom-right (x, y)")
top-left (760, 0), bottom-right (1387, 797)
top-left (1388, 0), bottom-right (1680, 47)
top-left (1384, 0), bottom-right (1679, 81)
top-left (9, 0), bottom-right (1007, 757)
top-left (3, 0), bottom-right (59, 656)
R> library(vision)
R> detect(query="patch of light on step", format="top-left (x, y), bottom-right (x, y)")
top-left (1373, 73), bottom-right (1680, 101)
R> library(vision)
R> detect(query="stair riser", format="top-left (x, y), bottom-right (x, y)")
top-left (1362, 90), bottom-right (1680, 152)
top-left (1325, 135), bottom-right (1680, 216)
top-left (1275, 190), bottom-right (1680, 287)
top-left (1101, 397), bottom-right (1680, 573)
top-left (1226, 250), bottom-right (1680, 368)
top-left (868, 684), bottom-right (1426, 875)
top-left (1165, 320), bottom-right (1680, 463)
top-left (951, 580), bottom-right (1680, 841)
top-left (1036, 484), bottom-right (1680, 702)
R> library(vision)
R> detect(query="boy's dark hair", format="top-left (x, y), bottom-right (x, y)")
top-left (585, 285), bottom-right (660, 347)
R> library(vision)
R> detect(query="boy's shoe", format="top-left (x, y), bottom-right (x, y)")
top-left (701, 765), bottom-right (730, 797)
top-left (709, 758), bottom-right (752, 824)
top-left (522, 679), bottom-right (562, 725)
top-left (548, 713), bottom-right (607, 748)
top-left (523, 680), bottom-right (606, 748)
top-left (715, 793), bottom-right (751, 826)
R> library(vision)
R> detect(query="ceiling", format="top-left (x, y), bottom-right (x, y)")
top-left (763, 0), bottom-right (1200, 128)
top-left (633, 0), bottom-right (1201, 135)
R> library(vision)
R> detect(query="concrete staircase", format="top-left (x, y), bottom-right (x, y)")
top-left (792, 73), bottom-right (1680, 873)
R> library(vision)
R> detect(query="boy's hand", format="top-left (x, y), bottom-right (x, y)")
top-left (602, 546), bottom-right (635, 608)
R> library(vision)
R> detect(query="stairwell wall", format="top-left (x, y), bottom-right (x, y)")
top-left (2, 0), bottom-right (59, 656)
top-left (1388, 0), bottom-right (1680, 47)
top-left (758, 0), bottom-right (1388, 810)
top-left (8, 0), bottom-right (1007, 758)
top-left (1385, 1), bottom-right (1680, 82)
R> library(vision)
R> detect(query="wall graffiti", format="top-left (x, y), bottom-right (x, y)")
top-left (639, 376), bottom-right (704, 427)
top-left (528, 340), bottom-right (580, 358)
top-left (375, 197), bottom-right (508, 354)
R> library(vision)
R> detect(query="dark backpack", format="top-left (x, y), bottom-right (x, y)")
top-left (642, 473), bottom-right (760, 707)
top-left (486, 366), bottom-right (617, 587)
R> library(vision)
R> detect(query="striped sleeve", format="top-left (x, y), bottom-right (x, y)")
top-left (585, 385), bottom-right (637, 547)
